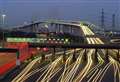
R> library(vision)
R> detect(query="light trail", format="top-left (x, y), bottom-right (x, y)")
top-left (110, 56), bottom-right (120, 82)
top-left (87, 63), bottom-right (101, 78)
top-left (61, 50), bottom-right (84, 82)
top-left (96, 63), bottom-right (111, 82)
top-left (58, 63), bottom-right (75, 82)
top-left (20, 64), bottom-right (49, 82)
top-left (12, 57), bottom-right (41, 82)
top-left (12, 49), bottom-right (77, 82)
top-left (80, 24), bottom-right (115, 82)
top-left (36, 49), bottom-right (81, 82)
top-left (87, 68), bottom-right (99, 82)
top-left (13, 23), bottom-right (120, 82)
top-left (113, 62), bottom-right (117, 82)
top-left (60, 54), bottom-right (73, 81)
top-left (74, 49), bottom-right (94, 82)
top-left (46, 66), bottom-right (62, 81)
top-left (40, 56), bottom-right (63, 82)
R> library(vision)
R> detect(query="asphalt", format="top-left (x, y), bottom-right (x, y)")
top-left (0, 63), bottom-right (27, 82)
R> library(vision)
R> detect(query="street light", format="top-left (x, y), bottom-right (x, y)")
top-left (2, 14), bottom-right (6, 27)
top-left (1, 14), bottom-right (6, 47)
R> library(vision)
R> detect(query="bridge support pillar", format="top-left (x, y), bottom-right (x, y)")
top-left (70, 26), bottom-right (73, 34)
top-left (117, 49), bottom-right (120, 62)
top-left (55, 24), bottom-right (58, 33)
top-left (63, 48), bottom-right (66, 63)
top-left (95, 49), bottom-right (98, 63)
top-left (35, 24), bottom-right (39, 32)
top-left (58, 24), bottom-right (61, 33)
top-left (62, 25), bottom-right (65, 33)
top-left (52, 47), bottom-right (56, 61)
top-left (72, 48), bottom-right (76, 62)
top-left (32, 24), bottom-right (35, 32)
top-left (83, 49), bottom-right (87, 61)
top-left (41, 53), bottom-right (45, 62)
top-left (105, 49), bottom-right (109, 62)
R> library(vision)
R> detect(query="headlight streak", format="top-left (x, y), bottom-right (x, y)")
top-left (80, 24), bottom-right (114, 82)
top-left (57, 63), bottom-right (74, 82)
top-left (113, 62), bottom-right (117, 82)
top-left (110, 56), bottom-right (120, 82)
top-left (12, 57), bottom-right (41, 82)
top-left (20, 64), bottom-right (49, 82)
top-left (73, 25), bottom-right (96, 82)
top-left (87, 68), bottom-right (99, 82)
top-left (92, 69), bottom-right (102, 82)
top-left (12, 23), bottom-right (120, 82)
top-left (35, 65), bottom-right (51, 82)
top-left (60, 54), bottom-right (73, 81)
top-left (61, 50), bottom-right (85, 82)
top-left (46, 66), bottom-right (62, 81)
top-left (13, 49), bottom-right (76, 82)
top-left (36, 49), bottom-right (80, 82)
top-left (40, 56), bottom-right (63, 82)
top-left (74, 49), bottom-right (94, 82)
top-left (118, 63), bottom-right (120, 81)
top-left (87, 63), bottom-right (101, 78)
top-left (98, 63), bottom-right (112, 82)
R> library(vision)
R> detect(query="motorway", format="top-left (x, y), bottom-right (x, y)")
top-left (11, 23), bottom-right (120, 82)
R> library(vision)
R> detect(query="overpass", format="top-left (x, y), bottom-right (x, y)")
top-left (12, 20), bottom-right (83, 36)
top-left (0, 48), bottom-right (18, 53)
top-left (10, 20), bottom-right (109, 42)
top-left (29, 43), bottom-right (120, 62)
top-left (29, 43), bottom-right (120, 49)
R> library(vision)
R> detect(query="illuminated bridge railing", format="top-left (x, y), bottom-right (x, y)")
top-left (6, 37), bottom-right (70, 44)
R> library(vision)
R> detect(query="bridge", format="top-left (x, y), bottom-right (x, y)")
top-left (12, 20), bottom-right (82, 36)
top-left (0, 48), bottom-right (18, 52)
top-left (3, 20), bottom-right (119, 63)
top-left (29, 43), bottom-right (120, 49)
top-left (0, 20), bottom-right (120, 82)
top-left (13, 21), bottom-right (82, 35)
top-left (29, 43), bottom-right (120, 62)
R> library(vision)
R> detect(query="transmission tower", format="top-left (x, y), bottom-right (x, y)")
top-left (101, 8), bottom-right (105, 29)
top-left (112, 14), bottom-right (116, 30)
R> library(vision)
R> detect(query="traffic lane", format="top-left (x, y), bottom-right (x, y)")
top-left (24, 50), bottom-right (77, 82)
top-left (12, 49), bottom-right (77, 82)
top-left (25, 65), bottom-right (47, 82)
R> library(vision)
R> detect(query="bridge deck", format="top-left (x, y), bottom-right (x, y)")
top-left (29, 43), bottom-right (120, 49)
top-left (0, 48), bottom-right (18, 52)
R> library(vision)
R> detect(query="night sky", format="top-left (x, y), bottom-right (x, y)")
top-left (0, 0), bottom-right (120, 28)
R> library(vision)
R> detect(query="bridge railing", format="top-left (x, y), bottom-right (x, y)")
top-left (29, 43), bottom-right (120, 63)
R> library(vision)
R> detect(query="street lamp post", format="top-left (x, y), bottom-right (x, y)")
top-left (1, 14), bottom-right (6, 48)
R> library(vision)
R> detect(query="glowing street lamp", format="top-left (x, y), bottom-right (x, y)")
top-left (2, 14), bottom-right (6, 27)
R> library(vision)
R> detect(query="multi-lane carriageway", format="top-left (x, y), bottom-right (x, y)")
top-left (0, 22), bottom-right (120, 82)
top-left (0, 43), bottom-right (120, 73)
top-left (10, 44), bottom-right (120, 82)
top-left (11, 24), bottom-right (120, 82)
